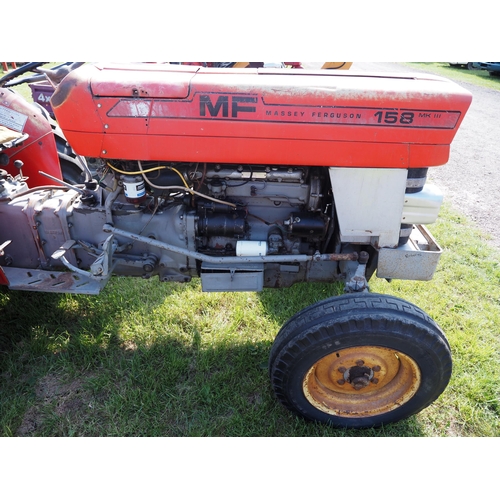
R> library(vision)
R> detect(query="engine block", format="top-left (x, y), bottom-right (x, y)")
top-left (0, 162), bottom-right (337, 292)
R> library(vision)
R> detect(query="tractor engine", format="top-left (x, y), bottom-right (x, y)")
top-left (1, 63), bottom-right (472, 295)
top-left (0, 159), bottom-right (335, 293)
top-left (0, 62), bottom-right (476, 428)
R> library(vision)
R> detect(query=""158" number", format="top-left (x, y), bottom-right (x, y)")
top-left (374, 111), bottom-right (414, 124)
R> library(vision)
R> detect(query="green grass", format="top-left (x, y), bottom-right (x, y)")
top-left (404, 62), bottom-right (500, 90)
top-left (1, 203), bottom-right (499, 436)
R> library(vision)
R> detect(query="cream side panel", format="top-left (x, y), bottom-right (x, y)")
top-left (329, 167), bottom-right (407, 248)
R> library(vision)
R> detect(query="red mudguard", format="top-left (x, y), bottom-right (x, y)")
top-left (52, 64), bottom-right (472, 168)
top-left (0, 88), bottom-right (62, 187)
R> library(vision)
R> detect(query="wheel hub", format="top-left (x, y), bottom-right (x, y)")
top-left (302, 345), bottom-right (421, 417)
top-left (339, 360), bottom-right (376, 390)
top-left (345, 365), bottom-right (373, 390)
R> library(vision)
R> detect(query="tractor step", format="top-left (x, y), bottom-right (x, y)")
top-left (2, 267), bottom-right (106, 294)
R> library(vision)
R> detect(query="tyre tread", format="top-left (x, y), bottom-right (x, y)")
top-left (269, 293), bottom-right (452, 428)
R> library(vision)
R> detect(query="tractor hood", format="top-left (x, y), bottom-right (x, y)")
top-left (52, 63), bottom-right (472, 168)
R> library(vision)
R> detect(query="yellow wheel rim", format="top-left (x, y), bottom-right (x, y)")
top-left (303, 346), bottom-right (421, 418)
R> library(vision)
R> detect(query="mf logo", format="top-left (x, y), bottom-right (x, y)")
top-left (199, 94), bottom-right (257, 118)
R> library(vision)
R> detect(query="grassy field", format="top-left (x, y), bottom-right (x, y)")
top-left (1, 202), bottom-right (499, 437)
top-left (404, 62), bottom-right (500, 90)
top-left (1, 63), bottom-right (499, 436)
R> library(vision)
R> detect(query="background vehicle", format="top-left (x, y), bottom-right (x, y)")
top-left (0, 62), bottom-right (472, 428)
top-left (471, 62), bottom-right (500, 76)
top-left (449, 62), bottom-right (474, 69)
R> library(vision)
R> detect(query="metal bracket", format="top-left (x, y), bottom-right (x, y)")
top-left (90, 234), bottom-right (115, 278)
top-left (51, 234), bottom-right (116, 282)
top-left (344, 251), bottom-right (370, 293)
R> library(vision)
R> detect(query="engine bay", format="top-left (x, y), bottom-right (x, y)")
top-left (0, 160), bottom-right (345, 292)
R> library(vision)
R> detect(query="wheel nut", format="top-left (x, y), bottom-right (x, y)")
top-left (372, 365), bottom-right (381, 372)
top-left (372, 378), bottom-right (379, 384)
top-left (338, 366), bottom-right (347, 373)
top-left (351, 376), bottom-right (370, 390)
top-left (355, 360), bottom-right (364, 366)
top-left (337, 379), bottom-right (345, 385)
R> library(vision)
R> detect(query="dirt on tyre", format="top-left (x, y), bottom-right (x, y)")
top-left (269, 293), bottom-right (452, 429)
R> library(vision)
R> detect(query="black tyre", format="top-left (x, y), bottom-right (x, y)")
top-left (269, 293), bottom-right (452, 428)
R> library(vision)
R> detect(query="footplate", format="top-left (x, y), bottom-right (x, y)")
top-left (1, 267), bottom-right (107, 294)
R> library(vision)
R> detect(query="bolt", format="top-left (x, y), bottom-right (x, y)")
top-left (372, 365), bottom-right (381, 372)
top-left (338, 366), bottom-right (347, 373)
top-left (352, 377), bottom-right (370, 390)
top-left (355, 360), bottom-right (365, 366)
top-left (358, 251), bottom-right (369, 264)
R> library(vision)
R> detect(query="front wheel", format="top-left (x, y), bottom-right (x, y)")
top-left (269, 293), bottom-right (452, 428)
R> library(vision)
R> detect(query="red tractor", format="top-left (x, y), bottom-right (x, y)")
top-left (0, 62), bottom-right (472, 428)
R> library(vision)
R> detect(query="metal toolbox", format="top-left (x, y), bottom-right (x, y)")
top-left (377, 225), bottom-right (443, 281)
